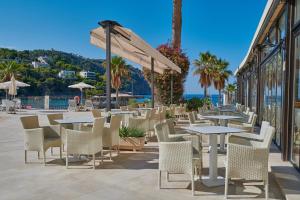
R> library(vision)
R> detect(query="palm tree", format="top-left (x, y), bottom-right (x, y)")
top-left (172, 0), bottom-right (182, 49)
top-left (212, 59), bottom-right (232, 105)
top-left (0, 61), bottom-right (21, 81)
top-left (106, 56), bottom-right (130, 108)
top-left (193, 52), bottom-right (217, 97)
top-left (225, 83), bottom-right (236, 104)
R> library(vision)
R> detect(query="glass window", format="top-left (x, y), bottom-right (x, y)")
top-left (295, 0), bottom-right (300, 24)
top-left (279, 11), bottom-right (287, 39)
top-left (292, 34), bottom-right (300, 169)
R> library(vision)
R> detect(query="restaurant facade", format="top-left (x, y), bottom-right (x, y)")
top-left (235, 0), bottom-right (300, 171)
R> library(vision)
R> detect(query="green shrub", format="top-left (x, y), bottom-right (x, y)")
top-left (186, 97), bottom-right (203, 111)
top-left (128, 99), bottom-right (138, 108)
top-left (119, 126), bottom-right (145, 138)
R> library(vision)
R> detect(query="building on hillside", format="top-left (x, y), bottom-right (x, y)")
top-left (31, 56), bottom-right (49, 68)
top-left (235, 0), bottom-right (300, 172)
top-left (58, 70), bottom-right (75, 79)
top-left (79, 71), bottom-right (96, 79)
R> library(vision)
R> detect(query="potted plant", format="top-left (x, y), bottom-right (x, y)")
top-left (119, 126), bottom-right (145, 151)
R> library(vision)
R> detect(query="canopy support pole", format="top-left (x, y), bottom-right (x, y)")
top-left (151, 57), bottom-right (154, 108)
top-left (105, 23), bottom-right (112, 111)
top-left (170, 70), bottom-right (173, 105)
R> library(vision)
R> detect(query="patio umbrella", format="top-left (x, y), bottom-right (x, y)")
top-left (68, 82), bottom-right (95, 104)
top-left (8, 75), bottom-right (17, 97)
top-left (0, 79), bottom-right (30, 99)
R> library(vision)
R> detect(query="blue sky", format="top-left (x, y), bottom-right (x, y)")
top-left (0, 0), bottom-right (266, 94)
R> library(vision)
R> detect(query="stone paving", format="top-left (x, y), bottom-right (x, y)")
top-left (0, 110), bottom-right (285, 200)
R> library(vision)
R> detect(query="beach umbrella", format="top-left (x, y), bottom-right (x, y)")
top-left (68, 82), bottom-right (95, 104)
top-left (0, 79), bottom-right (30, 99)
top-left (8, 75), bottom-right (17, 97)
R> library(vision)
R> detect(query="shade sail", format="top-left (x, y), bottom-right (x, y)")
top-left (90, 24), bottom-right (181, 74)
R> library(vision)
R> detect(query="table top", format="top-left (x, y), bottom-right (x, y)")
top-left (201, 115), bottom-right (242, 120)
top-left (183, 125), bottom-right (245, 135)
top-left (219, 109), bottom-right (236, 112)
top-left (55, 117), bottom-right (94, 124)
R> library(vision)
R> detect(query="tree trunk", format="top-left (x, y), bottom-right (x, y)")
top-left (172, 0), bottom-right (182, 49)
top-left (219, 89), bottom-right (222, 106)
top-left (116, 88), bottom-right (119, 108)
top-left (204, 87), bottom-right (208, 98)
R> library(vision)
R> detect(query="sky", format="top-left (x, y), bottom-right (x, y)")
top-left (0, 0), bottom-right (266, 94)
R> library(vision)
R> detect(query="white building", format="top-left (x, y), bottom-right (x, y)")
top-left (31, 56), bottom-right (49, 68)
top-left (79, 71), bottom-right (96, 79)
top-left (58, 70), bottom-right (75, 79)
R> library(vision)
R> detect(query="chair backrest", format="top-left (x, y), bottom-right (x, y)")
top-left (259, 121), bottom-right (270, 138)
top-left (154, 122), bottom-right (170, 142)
top-left (262, 126), bottom-right (275, 149)
top-left (192, 111), bottom-right (198, 120)
top-left (85, 100), bottom-right (93, 108)
top-left (120, 106), bottom-right (128, 111)
top-left (250, 114), bottom-right (257, 126)
top-left (92, 117), bottom-right (105, 148)
top-left (166, 119), bottom-right (176, 135)
top-left (188, 112), bottom-right (195, 124)
top-left (91, 109), bottom-right (101, 118)
top-left (20, 115), bottom-right (40, 129)
top-left (108, 115), bottom-right (122, 146)
top-left (247, 112), bottom-right (254, 123)
top-left (47, 113), bottom-right (63, 125)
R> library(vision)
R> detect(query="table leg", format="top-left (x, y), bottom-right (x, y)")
top-left (219, 119), bottom-right (228, 151)
top-left (202, 134), bottom-right (224, 187)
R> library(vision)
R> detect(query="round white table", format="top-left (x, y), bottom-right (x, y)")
top-left (183, 125), bottom-right (245, 187)
top-left (200, 115), bottom-right (242, 151)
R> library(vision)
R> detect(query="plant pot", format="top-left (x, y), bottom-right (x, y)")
top-left (119, 137), bottom-right (145, 151)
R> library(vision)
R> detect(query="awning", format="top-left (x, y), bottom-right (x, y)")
top-left (90, 22), bottom-right (181, 74)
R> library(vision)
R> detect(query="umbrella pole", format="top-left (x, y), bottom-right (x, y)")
top-left (80, 89), bottom-right (83, 105)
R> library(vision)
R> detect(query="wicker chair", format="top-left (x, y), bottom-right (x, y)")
top-left (155, 122), bottom-right (201, 195)
top-left (47, 113), bottom-right (63, 136)
top-left (231, 121), bottom-right (270, 141)
top-left (229, 114), bottom-right (257, 132)
top-left (103, 115), bottom-right (122, 160)
top-left (129, 110), bottom-right (151, 134)
top-left (84, 100), bottom-right (94, 111)
top-left (91, 109), bottom-right (102, 118)
top-left (64, 117), bottom-right (105, 169)
top-left (20, 115), bottom-right (62, 165)
top-left (224, 125), bottom-right (275, 199)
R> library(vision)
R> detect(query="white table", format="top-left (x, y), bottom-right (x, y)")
top-left (183, 125), bottom-right (244, 187)
top-left (200, 115), bottom-right (242, 151)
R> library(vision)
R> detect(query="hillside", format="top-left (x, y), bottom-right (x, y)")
top-left (0, 48), bottom-right (151, 97)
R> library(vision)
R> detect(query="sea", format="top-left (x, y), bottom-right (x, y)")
top-left (17, 94), bottom-right (221, 109)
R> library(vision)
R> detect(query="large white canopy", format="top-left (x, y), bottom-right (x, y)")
top-left (90, 23), bottom-right (181, 74)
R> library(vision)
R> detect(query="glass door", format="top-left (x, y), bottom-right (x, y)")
top-left (291, 33), bottom-right (300, 169)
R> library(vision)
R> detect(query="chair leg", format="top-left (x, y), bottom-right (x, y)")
top-left (59, 147), bottom-right (62, 159)
top-left (43, 150), bottom-right (46, 166)
top-left (109, 147), bottom-right (112, 160)
top-left (24, 150), bottom-right (27, 163)
top-left (38, 151), bottom-right (40, 159)
top-left (101, 150), bottom-right (104, 163)
top-left (167, 172), bottom-right (169, 182)
top-left (93, 154), bottom-right (95, 169)
top-left (225, 169), bottom-right (229, 199)
top-left (265, 179), bottom-right (269, 200)
top-left (158, 170), bottom-right (161, 189)
top-left (192, 170), bottom-right (195, 196)
top-left (66, 152), bottom-right (68, 169)
top-left (51, 147), bottom-right (53, 155)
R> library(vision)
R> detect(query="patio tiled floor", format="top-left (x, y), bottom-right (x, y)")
top-left (0, 111), bottom-right (285, 199)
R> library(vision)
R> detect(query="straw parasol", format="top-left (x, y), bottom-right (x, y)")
top-left (8, 75), bottom-right (17, 97)
top-left (68, 82), bottom-right (95, 103)
top-left (0, 78), bottom-right (30, 99)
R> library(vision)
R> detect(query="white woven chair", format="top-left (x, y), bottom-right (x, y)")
top-left (64, 117), bottom-right (105, 169)
top-left (224, 125), bottom-right (275, 199)
top-left (20, 115), bottom-right (62, 165)
top-left (229, 113), bottom-right (257, 132)
top-left (68, 99), bottom-right (78, 111)
top-left (129, 110), bottom-right (151, 134)
top-left (91, 109), bottom-right (102, 118)
top-left (155, 122), bottom-right (202, 196)
top-left (84, 100), bottom-right (94, 111)
top-left (231, 121), bottom-right (270, 141)
top-left (102, 115), bottom-right (122, 160)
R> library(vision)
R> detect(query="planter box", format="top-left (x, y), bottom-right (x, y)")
top-left (119, 137), bottom-right (145, 151)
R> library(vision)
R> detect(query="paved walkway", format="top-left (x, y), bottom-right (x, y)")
top-left (0, 110), bottom-right (285, 200)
